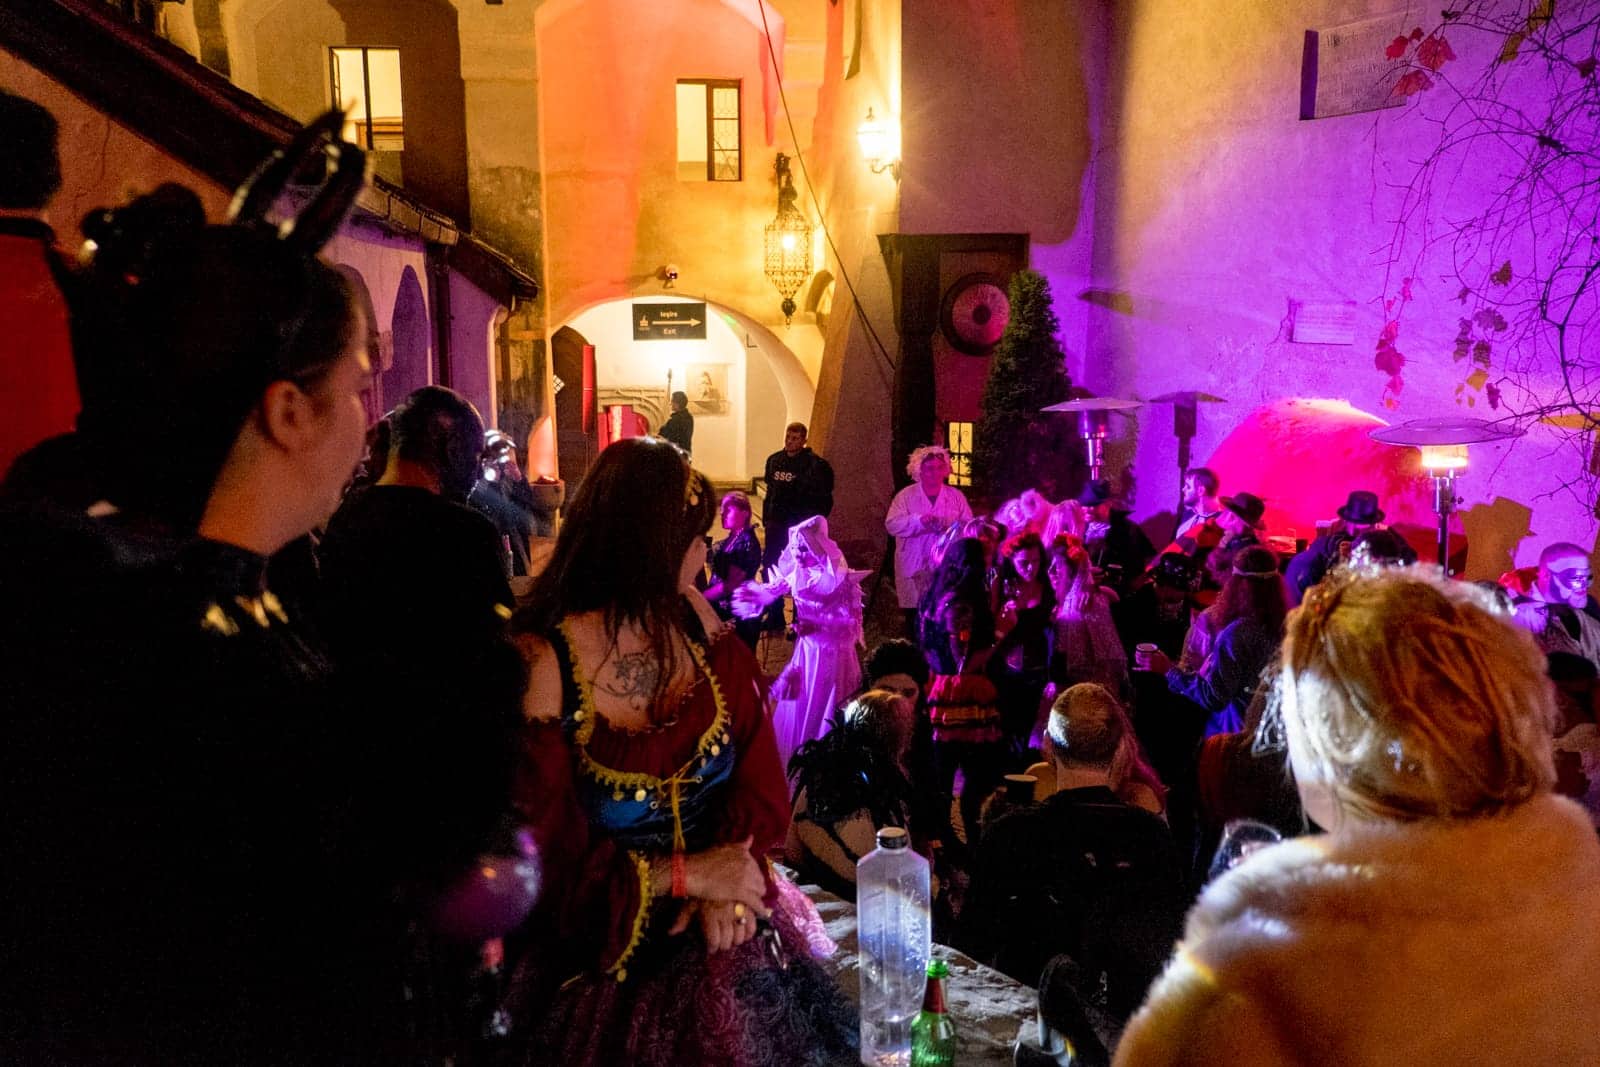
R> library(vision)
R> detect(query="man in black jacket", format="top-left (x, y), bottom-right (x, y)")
top-left (762, 421), bottom-right (833, 572)
top-left (318, 386), bottom-right (518, 891)
top-left (963, 684), bottom-right (1184, 1017)
top-left (1080, 479), bottom-right (1156, 598)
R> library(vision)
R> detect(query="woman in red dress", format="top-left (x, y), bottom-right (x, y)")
top-left (503, 437), bottom-right (856, 1065)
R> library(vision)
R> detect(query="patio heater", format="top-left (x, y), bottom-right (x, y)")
top-left (1149, 390), bottom-right (1228, 539)
top-left (1369, 417), bottom-right (1524, 574)
top-left (1040, 396), bottom-right (1144, 482)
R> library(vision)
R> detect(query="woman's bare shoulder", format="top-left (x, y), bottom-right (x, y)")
top-left (512, 630), bottom-right (564, 723)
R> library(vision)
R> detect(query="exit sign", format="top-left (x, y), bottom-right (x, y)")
top-left (633, 302), bottom-right (707, 340)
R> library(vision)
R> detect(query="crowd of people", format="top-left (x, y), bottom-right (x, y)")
top-left (5, 94), bottom-right (1600, 1065)
top-left (783, 448), bottom-right (1600, 1055)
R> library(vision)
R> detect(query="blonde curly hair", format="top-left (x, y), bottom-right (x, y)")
top-left (905, 444), bottom-right (951, 480)
top-left (1282, 566), bottom-right (1556, 824)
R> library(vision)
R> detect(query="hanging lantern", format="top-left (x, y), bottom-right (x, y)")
top-left (763, 153), bottom-right (813, 323)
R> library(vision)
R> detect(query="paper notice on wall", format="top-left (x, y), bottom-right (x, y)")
top-left (1300, 16), bottom-right (1408, 120)
top-left (1289, 300), bottom-right (1358, 345)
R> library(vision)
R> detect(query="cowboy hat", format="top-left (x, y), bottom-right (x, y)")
top-left (1221, 492), bottom-right (1267, 528)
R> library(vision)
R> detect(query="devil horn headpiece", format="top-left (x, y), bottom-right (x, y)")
top-left (228, 109), bottom-right (368, 253)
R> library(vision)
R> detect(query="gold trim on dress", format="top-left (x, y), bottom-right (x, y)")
top-left (608, 850), bottom-right (653, 983)
top-left (557, 621), bottom-right (734, 854)
top-left (556, 622), bottom-right (737, 975)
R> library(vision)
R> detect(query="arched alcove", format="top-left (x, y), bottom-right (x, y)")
top-left (389, 265), bottom-right (431, 403)
top-left (556, 295), bottom-right (813, 482)
top-left (334, 264), bottom-right (384, 420)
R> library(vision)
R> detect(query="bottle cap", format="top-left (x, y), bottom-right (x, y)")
top-left (876, 826), bottom-right (910, 850)
top-left (927, 959), bottom-right (949, 979)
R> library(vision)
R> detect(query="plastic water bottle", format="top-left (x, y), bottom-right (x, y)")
top-left (857, 826), bottom-right (931, 1066)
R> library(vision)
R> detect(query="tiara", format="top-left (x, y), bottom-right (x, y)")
top-left (1233, 561), bottom-right (1280, 577)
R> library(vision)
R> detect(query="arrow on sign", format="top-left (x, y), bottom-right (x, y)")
top-left (653, 318), bottom-right (701, 327)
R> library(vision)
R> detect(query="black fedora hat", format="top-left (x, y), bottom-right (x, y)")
top-left (1077, 479), bottom-right (1116, 507)
top-left (1221, 492), bottom-right (1267, 528)
top-left (1336, 490), bottom-right (1385, 526)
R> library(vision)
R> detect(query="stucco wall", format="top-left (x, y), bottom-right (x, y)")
top-left (225, 0), bottom-right (471, 219)
top-left (1070, 0), bottom-right (1592, 576)
top-left (3, 35), bottom-right (516, 448)
top-left (0, 52), bottom-right (233, 231)
top-left (803, 0), bottom-right (901, 563)
top-left (457, 0), bottom-right (543, 281)
top-left (533, 0), bottom-right (792, 329)
top-left (448, 269), bottom-right (501, 426)
top-left (898, 3), bottom-right (1092, 242)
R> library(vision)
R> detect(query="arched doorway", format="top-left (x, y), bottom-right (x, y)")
top-left (551, 324), bottom-right (598, 486)
top-left (556, 296), bottom-right (814, 485)
top-left (389, 265), bottom-right (430, 404)
top-left (334, 265), bottom-right (384, 421)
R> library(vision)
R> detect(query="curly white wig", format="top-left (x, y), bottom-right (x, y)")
top-left (906, 444), bottom-right (951, 480)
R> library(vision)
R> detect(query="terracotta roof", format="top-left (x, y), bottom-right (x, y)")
top-left (0, 0), bottom-right (539, 301)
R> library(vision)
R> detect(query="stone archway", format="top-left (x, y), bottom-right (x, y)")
top-left (334, 265), bottom-right (386, 421)
top-left (555, 295), bottom-right (814, 482)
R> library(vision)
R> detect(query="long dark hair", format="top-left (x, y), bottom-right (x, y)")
top-left (999, 530), bottom-right (1053, 606)
top-left (513, 437), bottom-right (716, 716)
top-left (918, 536), bottom-right (996, 648)
top-left (1216, 545), bottom-right (1289, 637)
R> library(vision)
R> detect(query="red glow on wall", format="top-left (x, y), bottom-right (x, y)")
top-left (1204, 398), bottom-right (1447, 545)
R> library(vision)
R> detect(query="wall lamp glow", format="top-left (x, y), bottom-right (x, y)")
top-left (856, 107), bottom-right (901, 181)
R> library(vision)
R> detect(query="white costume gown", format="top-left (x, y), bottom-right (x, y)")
top-left (736, 516), bottom-right (866, 769)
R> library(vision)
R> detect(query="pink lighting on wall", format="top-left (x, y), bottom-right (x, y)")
top-left (1203, 398), bottom-right (1440, 545)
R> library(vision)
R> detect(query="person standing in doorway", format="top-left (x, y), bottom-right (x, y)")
top-left (659, 390), bottom-right (694, 456)
top-left (885, 445), bottom-right (973, 634)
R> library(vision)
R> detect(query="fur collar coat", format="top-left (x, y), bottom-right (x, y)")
top-left (1114, 795), bottom-right (1600, 1066)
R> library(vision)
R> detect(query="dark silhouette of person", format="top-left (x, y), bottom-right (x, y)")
top-left (660, 389), bottom-right (694, 455)
top-left (0, 89), bottom-right (78, 477)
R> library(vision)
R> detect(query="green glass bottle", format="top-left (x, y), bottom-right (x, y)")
top-left (910, 959), bottom-right (956, 1067)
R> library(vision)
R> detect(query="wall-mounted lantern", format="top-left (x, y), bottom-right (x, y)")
top-left (856, 107), bottom-right (901, 181)
top-left (763, 153), bottom-right (813, 323)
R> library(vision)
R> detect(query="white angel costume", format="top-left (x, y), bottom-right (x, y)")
top-left (733, 516), bottom-right (867, 769)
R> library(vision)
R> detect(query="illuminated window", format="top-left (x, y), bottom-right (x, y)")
top-left (947, 422), bottom-right (974, 487)
top-left (676, 79), bottom-right (741, 182)
top-left (330, 47), bottom-right (404, 151)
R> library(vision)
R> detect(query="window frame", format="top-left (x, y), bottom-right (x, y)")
top-left (329, 45), bottom-right (405, 152)
top-left (946, 421), bottom-right (974, 487)
top-left (676, 77), bottom-right (742, 183)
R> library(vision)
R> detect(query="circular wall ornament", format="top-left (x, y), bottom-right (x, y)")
top-left (940, 272), bottom-right (1010, 355)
